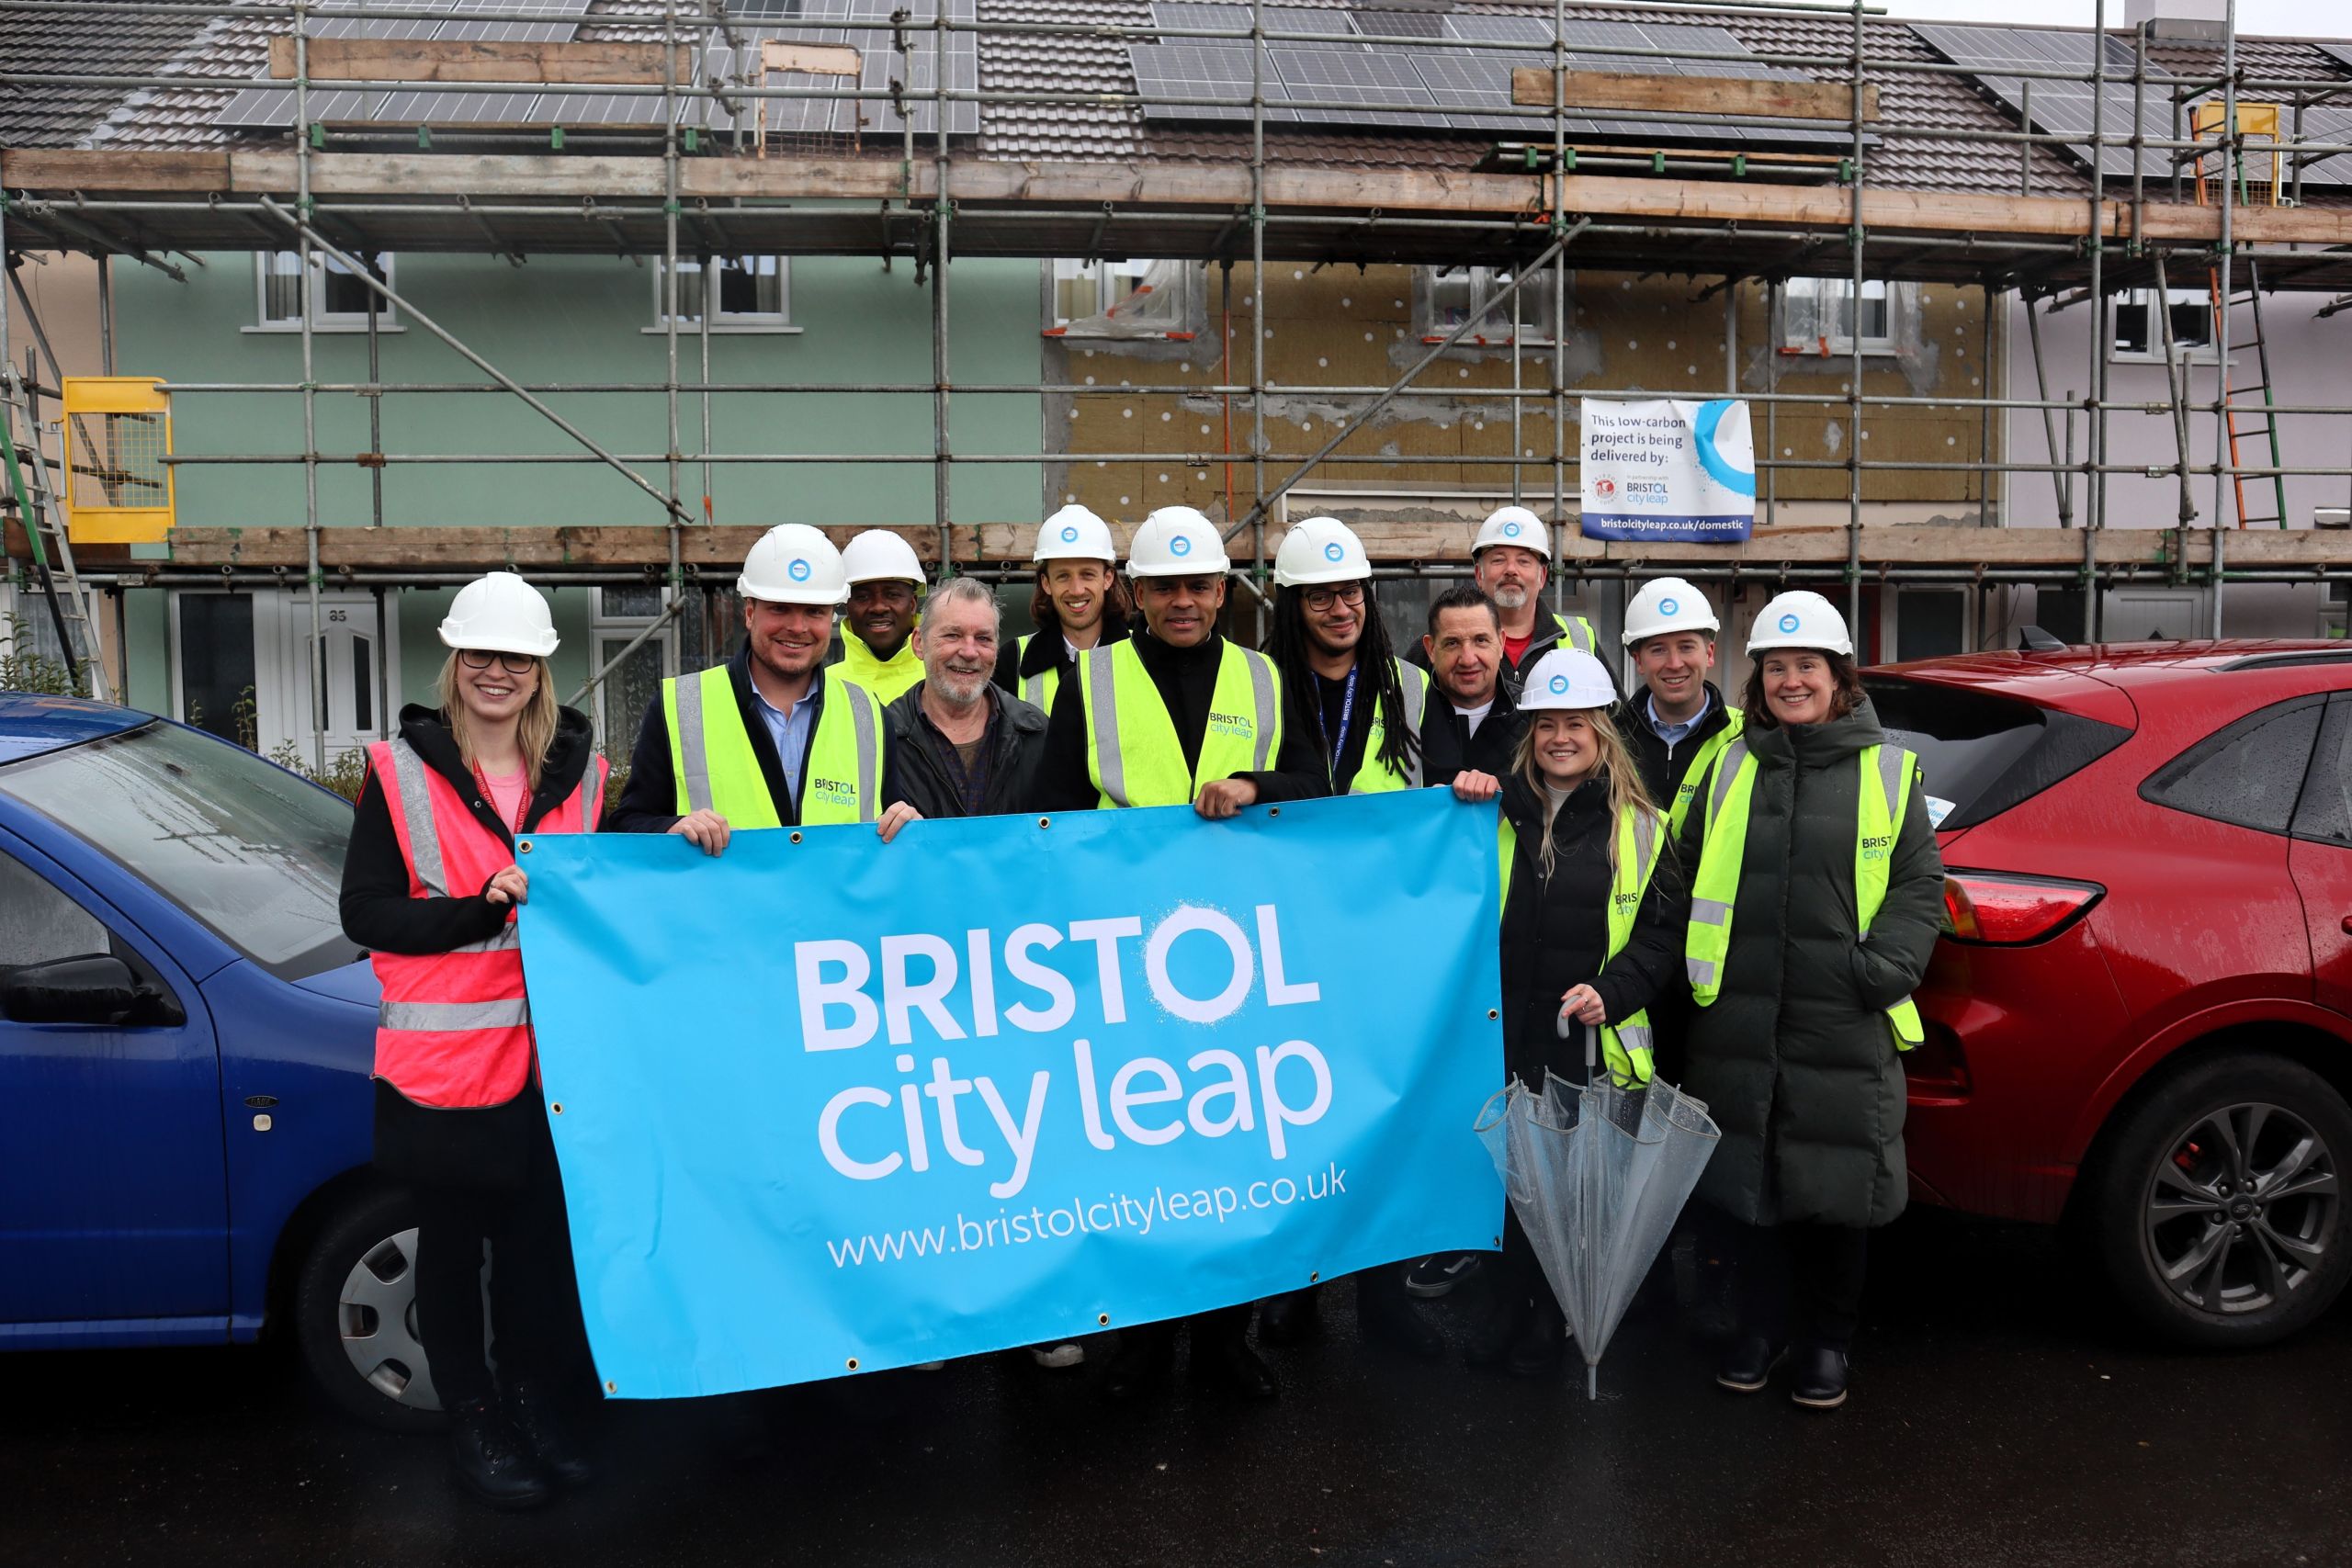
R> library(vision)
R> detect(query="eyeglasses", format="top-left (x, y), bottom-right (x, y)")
top-left (1301, 582), bottom-right (1366, 613)
top-left (458, 649), bottom-right (539, 674)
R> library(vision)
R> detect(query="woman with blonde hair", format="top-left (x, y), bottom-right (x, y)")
top-left (339, 570), bottom-right (607, 1511)
top-left (1449, 646), bottom-right (1687, 1374)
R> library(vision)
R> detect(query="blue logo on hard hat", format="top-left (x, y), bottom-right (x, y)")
top-left (1779, 612), bottom-right (1801, 634)
top-left (1170, 535), bottom-right (1193, 558)
top-left (1549, 673), bottom-right (1570, 695)
top-left (788, 558), bottom-right (813, 583)
top-left (1061, 524), bottom-right (1080, 543)
top-left (1323, 541), bottom-right (1345, 563)
top-left (1659, 596), bottom-right (1680, 616)
top-left (1502, 521), bottom-right (1522, 538)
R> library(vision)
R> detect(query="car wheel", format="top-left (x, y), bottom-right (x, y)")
top-left (294, 1185), bottom-right (447, 1432)
top-left (2088, 1052), bottom-right (2352, 1348)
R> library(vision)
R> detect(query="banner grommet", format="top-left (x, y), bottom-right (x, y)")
top-left (518, 839), bottom-right (533, 854)
top-left (605, 1380), bottom-right (617, 1393)
top-left (845, 1357), bottom-right (860, 1371)
top-left (1037, 817), bottom-right (1051, 829)
top-left (790, 831), bottom-right (805, 844)
top-left (1097, 1312), bottom-right (1110, 1325)
top-left (1488, 1009), bottom-right (1499, 1020)
top-left (550, 1102), bottom-right (564, 1115)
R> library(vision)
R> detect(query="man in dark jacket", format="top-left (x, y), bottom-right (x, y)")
top-left (879, 577), bottom-right (1046, 826)
top-left (1417, 586), bottom-right (1524, 790)
top-left (1611, 577), bottom-right (1743, 839)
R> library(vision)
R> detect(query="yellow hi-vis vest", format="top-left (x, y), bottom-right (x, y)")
top-left (1079, 638), bottom-right (1282, 808)
top-left (1552, 611), bottom-right (1600, 655)
top-left (1666, 705), bottom-right (1747, 836)
top-left (1014, 632), bottom-right (1062, 712)
top-left (834, 633), bottom-right (924, 705)
top-left (1498, 801), bottom-right (1666, 1087)
top-left (661, 665), bottom-right (886, 828)
top-left (1685, 739), bottom-right (1925, 1050)
top-left (1340, 659), bottom-right (1430, 795)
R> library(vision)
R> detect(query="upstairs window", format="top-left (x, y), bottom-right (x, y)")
top-left (1417, 265), bottom-right (1561, 346)
top-left (1049, 258), bottom-right (1200, 338)
top-left (2112, 288), bottom-right (2218, 363)
top-left (652, 255), bottom-right (792, 331)
top-left (253, 251), bottom-right (395, 333)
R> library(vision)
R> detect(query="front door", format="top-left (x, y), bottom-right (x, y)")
top-left (0, 833), bottom-right (228, 1330)
top-left (256, 591), bottom-right (394, 764)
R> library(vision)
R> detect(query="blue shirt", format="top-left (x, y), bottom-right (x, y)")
top-left (1645, 688), bottom-right (1713, 750)
top-left (751, 668), bottom-right (823, 801)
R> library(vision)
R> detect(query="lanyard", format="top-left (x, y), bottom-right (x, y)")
top-left (473, 762), bottom-right (528, 835)
top-left (1315, 662), bottom-right (1361, 781)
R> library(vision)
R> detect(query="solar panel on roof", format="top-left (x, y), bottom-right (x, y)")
top-left (213, 0), bottom-right (590, 130)
top-left (1272, 45), bottom-right (1447, 130)
top-left (1351, 9), bottom-right (1448, 42)
top-left (1132, 41), bottom-right (1295, 121)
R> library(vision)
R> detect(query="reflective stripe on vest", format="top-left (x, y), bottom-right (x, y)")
top-left (1080, 638), bottom-right (1281, 808)
top-left (1554, 611), bottom-right (1598, 655)
top-left (1497, 800), bottom-right (1665, 1086)
top-left (366, 736), bottom-right (605, 1108)
top-left (1348, 659), bottom-right (1430, 795)
top-left (1015, 633), bottom-right (1059, 711)
top-left (1685, 739), bottom-right (1923, 1051)
top-left (663, 665), bottom-right (884, 828)
top-left (1667, 706), bottom-right (1746, 836)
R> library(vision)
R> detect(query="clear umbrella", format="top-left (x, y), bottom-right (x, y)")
top-left (1473, 1022), bottom-right (1722, 1400)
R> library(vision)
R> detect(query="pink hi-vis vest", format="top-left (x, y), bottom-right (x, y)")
top-left (365, 737), bottom-right (605, 1109)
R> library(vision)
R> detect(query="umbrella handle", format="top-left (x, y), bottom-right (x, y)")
top-left (1552, 1007), bottom-right (1600, 1082)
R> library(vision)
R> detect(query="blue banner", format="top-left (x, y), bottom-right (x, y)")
top-left (518, 790), bottom-right (1506, 1398)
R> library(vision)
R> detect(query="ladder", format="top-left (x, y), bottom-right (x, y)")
top-left (1, 366), bottom-right (115, 701)
top-left (2193, 103), bottom-right (2290, 530)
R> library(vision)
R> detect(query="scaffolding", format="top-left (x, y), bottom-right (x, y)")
top-left (6, 0), bottom-right (2352, 756)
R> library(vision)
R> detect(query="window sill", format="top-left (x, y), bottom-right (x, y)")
top-left (243, 322), bottom-right (405, 335)
top-left (1421, 334), bottom-right (1558, 349)
top-left (2111, 350), bottom-right (2227, 367)
top-left (1779, 343), bottom-right (1897, 359)
top-left (1046, 328), bottom-right (1200, 341)
top-left (642, 323), bottom-right (802, 335)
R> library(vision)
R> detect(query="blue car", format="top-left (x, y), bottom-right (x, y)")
top-left (0, 691), bottom-right (446, 1430)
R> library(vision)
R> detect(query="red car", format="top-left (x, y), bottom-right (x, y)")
top-left (1867, 640), bottom-right (2352, 1348)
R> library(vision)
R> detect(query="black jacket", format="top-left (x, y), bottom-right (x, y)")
top-left (883, 682), bottom-right (1049, 818)
top-left (1033, 630), bottom-right (1330, 811)
top-left (1615, 682), bottom-right (1738, 820)
top-left (610, 643), bottom-right (842, 833)
top-left (1419, 680), bottom-right (1525, 789)
top-left (1275, 657), bottom-right (1413, 794)
top-left (992, 606), bottom-right (1131, 698)
top-left (1496, 770), bottom-right (1687, 1088)
top-left (341, 703), bottom-right (599, 957)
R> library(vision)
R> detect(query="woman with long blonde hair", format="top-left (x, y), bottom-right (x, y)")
top-left (1449, 646), bottom-right (1687, 1375)
top-left (339, 570), bottom-right (607, 1511)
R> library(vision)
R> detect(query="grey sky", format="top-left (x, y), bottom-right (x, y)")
top-left (1878, 0), bottom-right (2345, 39)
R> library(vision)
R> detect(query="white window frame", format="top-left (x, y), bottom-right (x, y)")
top-left (1780, 276), bottom-right (1900, 357)
top-left (248, 250), bottom-right (401, 334)
top-left (2110, 288), bottom-right (2222, 365)
top-left (1047, 257), bottom-right (1201, 338)
top-left (645, 254), bottom-right (797, 334)
top-left (1417, 265), bottom-right (1562, 347)
top-left (587, 586), bottom-right (681, 750)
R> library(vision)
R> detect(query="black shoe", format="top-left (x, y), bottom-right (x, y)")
top-left (1356, 1273), bottom-right (1443, 1362)
top-left (1405, 1253), bottom-right (1484, 1299)
top-left (1506, 1303), bottom-right (1567, 1378)
top-left (1192, 1330), bottom-right (1280, 1401)
top-left (1790, 1344), bottom-right (1849, 1410)
top-left (1098, 1329), bottom-right (1175, 1404)
top-left (1257, 1287), bottom-right (1322, 1348)
top-left (503, 1378), bottom-right (594, 1488)
top-left (1464, 1293), bottom-right (1528, 1368)
top-left (447, 1397), bottom-right (555, 1511)
top-left (1715, 1334), bottom-right (1784, 1394)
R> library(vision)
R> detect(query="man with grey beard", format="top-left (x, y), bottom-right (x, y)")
top-left (1407, 505), bottom-right (1600, 705)
top-left (878, 575), bottom-right (1049, 826)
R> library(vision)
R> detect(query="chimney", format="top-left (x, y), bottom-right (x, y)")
top-left (2124, 0), bottom-right (2227, 40)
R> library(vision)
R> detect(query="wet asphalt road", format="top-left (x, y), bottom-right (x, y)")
top-left (4, 1209), bottom-right (2348, 1568)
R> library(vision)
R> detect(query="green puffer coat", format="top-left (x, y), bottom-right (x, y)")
top-left (1674, 696), bottom-right (1944, 1229)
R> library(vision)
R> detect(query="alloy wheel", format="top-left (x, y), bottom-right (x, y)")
top-left (2143, 1100), bottom-right (2341, 1316)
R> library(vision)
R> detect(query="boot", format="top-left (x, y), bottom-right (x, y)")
top-left (1789, 1344), bottom-right (1849, 1410)
top-left (1256, 1286), bottom-right (1322, 1348)
top-left (447, 1396), bottom-right (555, 1511)
top-left (503, 1378), bottom-right (594, 1488)
top-left (1355, 1270), bottom-right (1442, 1361)
top-left (1098, 1323), bottom-right (1176, 1404)
top-left (1464, 1291), bottom-right (1528, 1368)
top-left (1506, 1298), bottom-right (1566, 1378)
top-left (1191, 1317), bottom-right (1279, 1401)
top-left (1714, 1333), bottom-right (1784, 1394)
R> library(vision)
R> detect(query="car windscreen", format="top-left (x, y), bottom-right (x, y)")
top-left (1865, 674), bottom-right (2132, 832)
top-left (0, 719), bottom-right (361, 980)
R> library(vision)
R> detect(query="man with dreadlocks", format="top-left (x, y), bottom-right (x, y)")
top-left (1248, 515), bottom-right (1446, 1361)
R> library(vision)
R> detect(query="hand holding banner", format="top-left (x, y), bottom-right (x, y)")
top-left (518, 789), bottom-right (1506, 1397)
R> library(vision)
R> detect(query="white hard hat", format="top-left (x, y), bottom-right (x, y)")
top-left (1747, 590), bottom-right (1854, 658)
top-left (439, 571), bottom-right (559, 659)
top-left (1518, 648), bottom-right (1618, 711)
top-left (1127, 505), bottom-right (1230, 577)
top-left (1473, 503), bottom-right (1551, 560)
top-left (1034, 503), bottom-right (1118, 564)
top-left (841, 528), bottom-right (927, 588)
top-left (739, 524), bottom-right (849, 606)
top-left (1272, 516), bottom-right (1371, 589)
top-left (1622, 577), bottom-right (1722, 648)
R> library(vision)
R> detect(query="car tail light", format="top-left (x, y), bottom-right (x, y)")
top-left (1939, 870), bottom-right (2103, 945)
